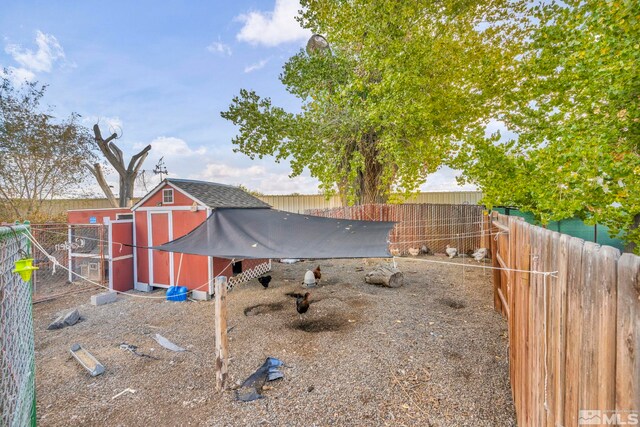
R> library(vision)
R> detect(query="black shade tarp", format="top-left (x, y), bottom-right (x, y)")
top-left (152, 208), bottom-right (395, 259)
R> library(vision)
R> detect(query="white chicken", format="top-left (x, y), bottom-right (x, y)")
top-left (408, 247), bottom-right (420, 256)
top-left (472, 248), bottom-right (488, 262)
top-left (390, 248), bottom-right (401, 256)
top-left (445, 245), bottom-right (458, 259)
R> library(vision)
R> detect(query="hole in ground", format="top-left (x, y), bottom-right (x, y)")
top-left (438, 298), bottom-right (466, 309)
top-left (290, 316), bottom-right (347, 333)
top-left (244, 302), bottom-right (285, 316)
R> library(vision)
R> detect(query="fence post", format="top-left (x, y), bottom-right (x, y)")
top-left (490, 211), bottom-right (503, 313)
top-left (214, 276), bottom-right (229, 392)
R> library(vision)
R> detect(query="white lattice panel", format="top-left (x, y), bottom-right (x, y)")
top-left (227, 260), bottom-right (272, 291)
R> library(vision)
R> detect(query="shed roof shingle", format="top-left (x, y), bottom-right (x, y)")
top-left (167, 178), bottom-right (270, 209)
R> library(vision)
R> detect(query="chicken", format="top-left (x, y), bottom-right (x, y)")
top-left (421, 245), bottom-right (432, 255)
top-left (286, 292), bottom-right (311, 319)
top-left (313, 265), bottom-right (321, 281)
top-left (257, 275), bottom-right (272, 289)
top-left (390, 248), bottom-right (401, 256)
top-left (445, 244), bottom-right (458, 259)
top-left (471, 248), bottom-right (488, 262)
top-left (408, 247), bottom-right (420, 256)
top-left (296, 292), bottom-right (311, 316)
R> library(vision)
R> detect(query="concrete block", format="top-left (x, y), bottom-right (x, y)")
top-left (91, 291), bottom-right (117, 306)
top-left (191, 290), bottom-right (210, 301)
top-left (134, 282), bottom-right (152, 292)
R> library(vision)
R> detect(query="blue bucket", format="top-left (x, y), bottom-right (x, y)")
top-left (166, 286), bottom-right (188, 302)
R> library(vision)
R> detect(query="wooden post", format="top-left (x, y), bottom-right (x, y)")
top-left (490, 211), bottom-right (503, 313)
top-left (214, 276), bottom-right (229, 392)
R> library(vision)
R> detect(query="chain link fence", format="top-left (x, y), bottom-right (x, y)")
top-left (30, 224), bottom-right (107, 301)
top-left (0, 223), bottom-right (36, 427)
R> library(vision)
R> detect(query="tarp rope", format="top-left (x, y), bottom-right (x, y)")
top-left (23, 229), bottom-right (235, 300)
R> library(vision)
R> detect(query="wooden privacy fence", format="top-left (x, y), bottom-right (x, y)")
top-left (489, 212), bottom-right (639, 426)
top-left (307, 203), bottom-right (486, 255)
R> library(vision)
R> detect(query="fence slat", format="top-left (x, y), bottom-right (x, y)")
top-left (615, 253), bottom-right (640, 414)
top-left (491, 212), bottom-right (503, 312)
top-left (577, 244), bottom-right (618, 414)
top-left (564, 237), bottom-right (585, 427)
top-left (549, 233), bottom-right (570, 426)
top-left (516, 219), bottom-right (532, 426)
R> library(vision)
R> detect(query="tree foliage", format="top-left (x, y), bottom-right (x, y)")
top-left (222, 0), bottom-right (526, 204)
top-left (456, 0), bottom-right (640, 252)
top-left (0, 71), bottom-right (95, 221)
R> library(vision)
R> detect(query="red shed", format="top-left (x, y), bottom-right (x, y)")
top-left (66, 207), bottom-right (134, 293)
top-left (131, 178), bottom-right (271, 294)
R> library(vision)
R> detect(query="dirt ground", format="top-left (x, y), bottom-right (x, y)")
top-left (33, 256), bottom-right (515, 426)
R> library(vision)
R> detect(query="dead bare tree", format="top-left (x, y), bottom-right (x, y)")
top-left (88, 124), bottom-right (151, 207)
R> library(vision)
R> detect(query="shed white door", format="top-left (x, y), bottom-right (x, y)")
top-left (150, 212), bottom-right (173, 287)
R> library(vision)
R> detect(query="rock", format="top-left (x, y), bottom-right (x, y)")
top-left (47, 316), bottom-right (65, 330)
top-left (47, 309), bottom-right (80, 330)
top-left (63, 309), bottom-right (80, 326)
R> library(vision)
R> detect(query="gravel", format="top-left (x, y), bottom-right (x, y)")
top-left (33, 257), bottom-right (515, 426)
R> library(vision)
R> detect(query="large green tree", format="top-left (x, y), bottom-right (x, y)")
top-left (0, 71), bottom-right (95, 221)
top-left (222, 0), bottom-right (526, 204)
top-left (457, 0), bottom-right (640, 252)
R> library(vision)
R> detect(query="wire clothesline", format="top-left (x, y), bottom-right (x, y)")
top-left (23, 227), bottom-right (556, 301)
top-left (394, 256), bottom-right (558, 277)
top-left (23, 229), bottom-right (236, 300)
top-left (31, 223), bottom-right (492, 251)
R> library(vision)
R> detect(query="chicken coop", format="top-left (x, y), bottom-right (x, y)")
top-left (66, 208), bottom-right (133, 292)
top-left (130, 178), bottom-right (272, 294)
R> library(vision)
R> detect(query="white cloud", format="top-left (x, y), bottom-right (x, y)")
top-left (196, 162), bottom-right (320, 194)
top-left (236, 0), bottom-right (311, 47)
top-left (244, 58), bottom-right (269, 73)
top-left (82, 116), bottom-right (124, 133)
top-left (148, 136), bottom-right (207, 157)
top-left (207, 40), bottom-right (232, 56)
top-left (5, 31), bottom-right (65, 73)
top-left (420, 166), bottom-right (477, 192)
top-left (0, 66), bottom-right (36, 84)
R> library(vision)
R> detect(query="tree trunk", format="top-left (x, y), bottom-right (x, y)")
top-left (625, 212), bottom-right (640, 254)
top-left (91, 124), bottom-right (151, 207)
top-left (356, 130), bottom-right (389, 205)
top-left (87, 163), bottom-right (118, 208)
top-left (365, 265), bottom-right (404, 288)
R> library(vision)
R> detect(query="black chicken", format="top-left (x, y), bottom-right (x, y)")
top-left (258, 275), bottom-right (272, 289)
top-left (285, 292), bottom-right (312, 319)
top-left (296, 292), bottom-right (311, 318)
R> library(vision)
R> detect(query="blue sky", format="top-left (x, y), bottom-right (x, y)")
top-left (0, 0), bottom-right (477, 196)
